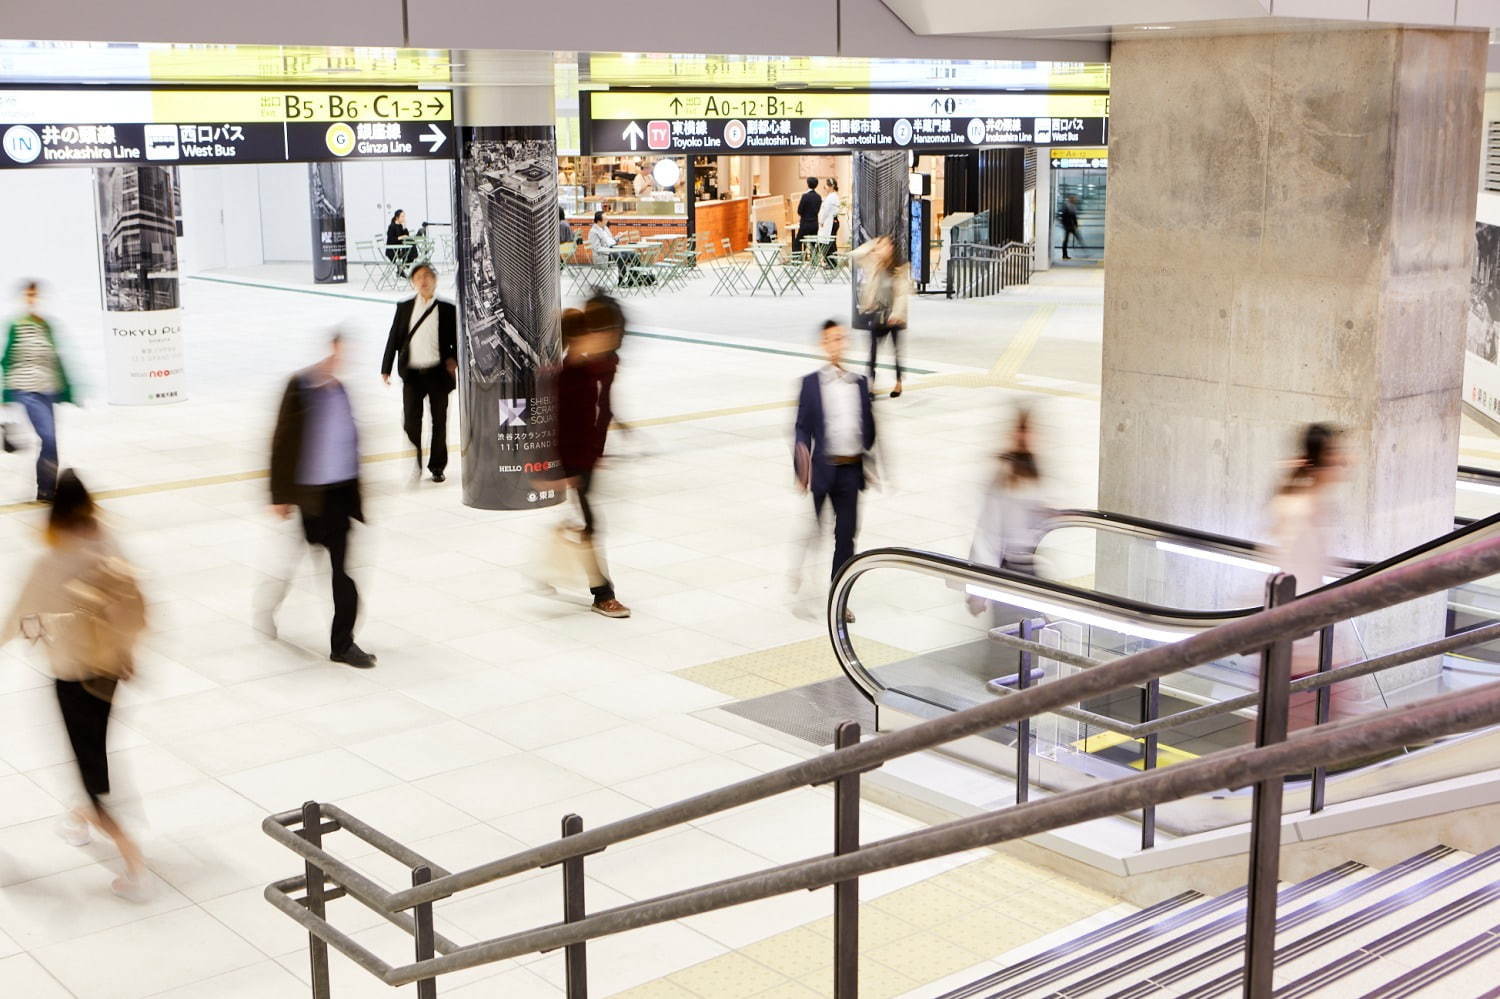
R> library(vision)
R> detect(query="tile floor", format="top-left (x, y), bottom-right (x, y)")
top-left (0, 265), bottom-right (1106, 996)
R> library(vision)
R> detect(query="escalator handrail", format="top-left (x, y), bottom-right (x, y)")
top-left (830, 511), bottom-right (1500, 704)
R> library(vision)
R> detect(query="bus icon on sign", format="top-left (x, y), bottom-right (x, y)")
top-left (2, 125), bottom-right (40, 164)
top-left (647, 120), bottom-right (671, 149)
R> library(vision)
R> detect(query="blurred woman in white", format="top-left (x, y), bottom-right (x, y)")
top-left (1269, 423), bottom-right (1345, 598)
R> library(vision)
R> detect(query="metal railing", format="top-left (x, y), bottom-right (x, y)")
top-left (829, 539), bottom-right (1500, 849)
top-left (264, 534), bottom-right (1500, 999)
top-left (944, 241), bottom-right (1033, 298)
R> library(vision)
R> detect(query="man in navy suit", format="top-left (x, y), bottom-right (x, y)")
top-left (795, 320), bottom-right (877, 590)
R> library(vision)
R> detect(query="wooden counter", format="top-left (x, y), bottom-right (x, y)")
top-left (565, 215), bottom-right (687, 263)
top-left (695, 198), bottom-right (751, 259)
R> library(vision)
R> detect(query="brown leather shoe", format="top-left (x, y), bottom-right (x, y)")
top-left (592, 599), bottom-right (631, 619)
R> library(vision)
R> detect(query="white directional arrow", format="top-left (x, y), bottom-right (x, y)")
top-left (622, 121), bottom-right (644, 150)
top-left (419, 124), bottom-right (447, 154)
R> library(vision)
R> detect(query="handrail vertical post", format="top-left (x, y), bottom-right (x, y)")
top-left (1310, 625), bottom-right (1334, 814)
top-left (1244, 573), bottom-right (1297, 998)
top-left (834, 720), bottom-right (861, 999)
top-left (1140, 678), bottom-right (1160, 850)
top-left (411, 865), bottom-right (437, 999)
top-left (300, 801), bottom-right (332, 999)
top-left (562, 814), bottom-right (588, 999)
top-left (1015, 618), bottom-right (1039, 804)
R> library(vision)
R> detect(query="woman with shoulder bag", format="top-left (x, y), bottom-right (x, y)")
top-left (0, 469), bottom-right (149, 901)
top-left (850, 235), bottom-right (911, 398)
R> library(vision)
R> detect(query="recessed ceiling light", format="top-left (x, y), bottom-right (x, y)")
top-left (1138, 24), bottom-right (1174, 30)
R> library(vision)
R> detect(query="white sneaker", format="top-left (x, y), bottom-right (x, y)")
top-left (56, 815), bottom-right (90, 847)
top-left (111, 874), bottom-right (151, 903)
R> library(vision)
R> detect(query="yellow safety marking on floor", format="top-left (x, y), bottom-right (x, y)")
top-left (607, 847), bottom-right (1119, 999)
top-left (675, 635), bottom-right (912, 698)
top-left (1071, 729), bottom-right (1199, 769)
top-left (989, 303), bottom-right (1057, 384)
top-left (0, 356), bottom-right (1094, 518)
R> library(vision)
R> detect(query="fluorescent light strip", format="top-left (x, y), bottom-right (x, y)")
top-left (964, 583), bottom-right (1192, 644)
top-left (1154, 540), bottom-right (1278, 574)
top-left (1458, 480), bottom-right (1500, 495)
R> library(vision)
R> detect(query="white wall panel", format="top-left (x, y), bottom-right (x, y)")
top-left (0, 168), bottom-right (99, 302)
top-left (177, 165), bottom-right (227, 273)
top-left (220, 166), bottom-right (265, 270)
top-left (256, 164), bottom-right (311, 263)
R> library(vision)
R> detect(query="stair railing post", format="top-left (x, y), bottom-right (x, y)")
top-left (834, 720), bottom-right (861, 999)
top-left (562, 813), bottom-right (588, 999)
top-left (1140, 677), bottom-right (1160, 850)
top-left (1244, 573), bottom-right (1298, 998)
top-left (1015, 618), bottom-right (1042, 804)
top-left (1310, 625), bottom-right (1334, 814)
top-left (411, 865), bottom-right (437, 999)
top-left (300, 801), bottom-right (332, 999)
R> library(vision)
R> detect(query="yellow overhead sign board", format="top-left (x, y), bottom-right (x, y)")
top-left (589, 91), bottom-right (1108, 121)
top-left (152, 90), bottom-right (452, 123)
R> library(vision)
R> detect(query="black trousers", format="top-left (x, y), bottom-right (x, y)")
top-left (402, 367), bottom-right (451, 475)
top-left (1061, 225), bottom-right (1083, 256)
top-left (301, 481), bottom-right (359, 655)
top-left (814, 462), bottom-right (862, 581)
top-left (868, 323), bottom-right (903, 383)
top-left (566, 465), bottom-right (615, 602)
top-left (56, 679), bottom-right (112, 802)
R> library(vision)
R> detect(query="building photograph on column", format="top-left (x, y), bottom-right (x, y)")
top-left (95, 165), bottom-right (180, 312)
top-left (457, 125), bottom-right (563, 509)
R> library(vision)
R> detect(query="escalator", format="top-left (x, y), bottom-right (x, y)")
top-left (832, 471), bottom-right (1500, 835)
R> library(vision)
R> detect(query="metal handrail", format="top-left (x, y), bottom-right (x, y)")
top-left (265, 534), bottom-right (1500, 997)
top-left (944, 240), bottom-right (1033, 298)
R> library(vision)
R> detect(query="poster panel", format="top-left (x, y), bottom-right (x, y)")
top-left (308, 162), bottom-right (347, 284)
top-left (456, 124), bottom-right (564, 510)
top-left (94, 164), bottom-right (185, 404)
top-left (850, 149), bottom-right (910, 331)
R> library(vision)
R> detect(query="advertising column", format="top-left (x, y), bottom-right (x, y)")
top-left (849, 150), bottom-right (910, 330)
top-left (93, 164), bottom-right (185, 405)
top-left (455, 52), bottom-right (564, 510)
top-left (308, 162), bottom-right (347, 284)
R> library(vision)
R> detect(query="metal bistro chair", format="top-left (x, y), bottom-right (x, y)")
top-left (711, 239), bottom-right (748, 296)
top-left (584, 245), bottom-right (619, 294)
top-left (560, 242), bottom-right (589, 297)
top-left (624, 242), bottom-right (664, 295)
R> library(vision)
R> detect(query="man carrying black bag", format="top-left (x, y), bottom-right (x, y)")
top-left (381, 263), bottom-right (458, 483)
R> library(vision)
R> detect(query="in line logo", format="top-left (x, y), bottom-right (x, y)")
top-left (2, 125), bottom-right (40, 164)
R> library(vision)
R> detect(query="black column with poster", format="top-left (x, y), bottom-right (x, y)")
top-left (455, 124), bottom-right (565, 511)
top-left (849, 150), bottom-right (910, 330)
top-left (308, 163), bottom-right (347, 284)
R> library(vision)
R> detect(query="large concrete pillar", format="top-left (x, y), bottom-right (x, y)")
top-left (1100, 28), bottom-right (1485, 562)
top-left (453, 51), bottom-right (564, 510)
top-left (1098, 29), bottom-right (1486, 688)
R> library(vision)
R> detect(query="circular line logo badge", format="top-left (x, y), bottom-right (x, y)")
top-left (892, 119), bottom-right (913, 146)
top-left (325, 123), bottom-right (356, 157)
top-left (2, 125), bottom-right (41, 164)
top-left (723, 119), bottom-right (747, 150)
top-left (966, 118), bottom-right (987, 145)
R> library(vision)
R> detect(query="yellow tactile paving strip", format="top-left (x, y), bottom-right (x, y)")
top-left (611, 851), bottom-right (1120, 999)
top-left (674, 636), bottom-right (912, 699)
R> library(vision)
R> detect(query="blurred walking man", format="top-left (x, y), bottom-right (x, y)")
top-left (794, 321), bottom-right (876, 600)
top-left (381, 263), bottom-right (458, 483)
top-left (269, 332), bottom-right (376, 668)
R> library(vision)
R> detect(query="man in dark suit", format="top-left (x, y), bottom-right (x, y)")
top-left (268, 332), bottom-right (375, 668)
top-left (381, 263), bottom-right (458, 483)
top-left (795, 177), bottom-right (822, 253)
top-left (795, 320), bottom-right (877, 592)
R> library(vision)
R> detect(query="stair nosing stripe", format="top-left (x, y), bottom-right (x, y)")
top-left (981, 862), bottom-right (1367, 999)
top-left (1072, 849), bottom-right (1454, 999)
top-left (1363, 930), bottom-right (1500, 999)
top-left (934, 890), bottom-right (1210, 999)
top-left (1178, 847), bottom-right (1500, 999)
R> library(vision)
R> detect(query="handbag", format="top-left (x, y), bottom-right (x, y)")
top-left (31, 556), bottom-right (146, 698)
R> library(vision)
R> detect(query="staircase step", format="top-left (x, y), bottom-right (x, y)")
top-left (1090, 845), bottom-right (1460, 998)
top-left (976, 859), bottom-right (1366, 998)
top-left (933, 892), bottom-right (1202, 999)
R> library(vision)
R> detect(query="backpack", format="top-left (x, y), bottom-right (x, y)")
top-left (50, 556), bottom-right (147, 683)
